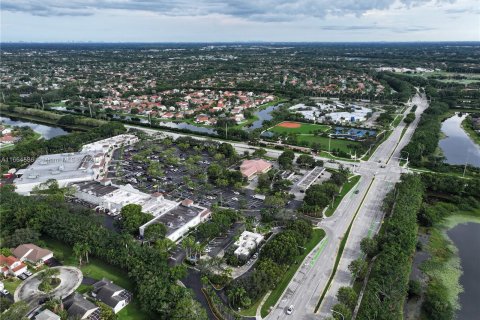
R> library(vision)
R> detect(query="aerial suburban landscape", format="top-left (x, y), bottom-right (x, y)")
top-left (1, 1), bottom-right (479, 320)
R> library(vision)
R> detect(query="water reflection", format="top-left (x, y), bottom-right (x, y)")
top-left (0, 116), bottom-right (69, 140)
top-left (439, 114), bottom-right (480, 167)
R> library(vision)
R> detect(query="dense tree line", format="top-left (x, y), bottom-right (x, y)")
top-left (377, 73), bottom-right (415, 102)
top-left (0, 186), bottom-right (207, 319)
top-left (401, 101), bottom-right (449, 167)
top-left (357, 175), bottom-right (424, 319)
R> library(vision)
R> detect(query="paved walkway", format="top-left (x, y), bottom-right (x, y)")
top-left (14, 266), bottom-right (83, 306)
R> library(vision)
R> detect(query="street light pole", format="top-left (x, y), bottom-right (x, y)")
top-left (331, 309), bottom-right (345, 320)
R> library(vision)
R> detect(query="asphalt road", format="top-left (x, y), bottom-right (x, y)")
top-left (267, 93), bottom-right (429, 320)
top-left (14, 266), bottom-right (83, 306)
top-left (126, 93), bottom-right (429, 320)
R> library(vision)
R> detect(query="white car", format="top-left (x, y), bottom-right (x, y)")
top-left (25, 270), bottom-right (33, 276)
top-left (286, 305), bottom-right (294, 315)
top-left (233, 191), bottom-right (240, 195)
top-left (1, 289), bottom-right (9, 296)
top-left (232, 197), bottom-right (239, 201)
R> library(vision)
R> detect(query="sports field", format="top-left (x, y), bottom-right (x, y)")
top-left (270, 121), bottom-right (331, 134)
top-left (266, 121), bottom-right (360, 154)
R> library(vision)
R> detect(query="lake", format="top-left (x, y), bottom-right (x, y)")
top-left (245, 104), bottom-right (281, 131)
top-left (0, 116), bottom-right (69, 140)
top-left (439, 114), bottom-right (480, 167)
top-left (155, 121), bottom-right (217, 135)
top-left (447, 222), bottom-right (480, 319)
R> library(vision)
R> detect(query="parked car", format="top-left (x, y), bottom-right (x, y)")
top-left (1, 289), bottom-right (9, 296)
top-left (286, 305), bottom-right (294, 315)
top-left (253, 253), bottom-right (258, 259)
top-left (18, 274), bottom-right (27, 280)
top-left (24, 270), bottom-right (32, 276)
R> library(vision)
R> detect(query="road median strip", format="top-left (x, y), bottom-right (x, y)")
top-left (314, 177), bottom-right (375, 313)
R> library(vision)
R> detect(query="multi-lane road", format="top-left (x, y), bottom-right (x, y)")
top-left (267, 92), bottom-right (429, 320)
top-left (126, 92), bottom-right (429, 320)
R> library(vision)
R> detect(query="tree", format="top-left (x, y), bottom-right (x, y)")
top-left (278, 150), bottom-right (295, 169)
top-left (360, 237), bottom-right (378, 258)
top-left (0, 301), bottom-right (30, 320)
top-left (73, 243), bottom-right (84, 266)
top-left (337, 286), bottom-right (358, 311)
top-left (252, 148), bottom-right (267, 158)
top-left (97, 301), bottom-right (117, 320)
top-left (0, 297), bottom-right (13, 313)
top-left (182, 236), bottom-right (195, 260)
top-left (170, 293), bottom-right (208, 320)
top-left (348, 258), bottom-right (368, 280)
top-left (296, 154), bottom-right (316, 168)
top-left (38, 268), bottom-right (60, 295)
top-left (120, 204), bottom-right (151, 235)
top-left (332, 303), bottom-right (352, 320)
top-left (207, 163), bottom-right (223, 182)
top-left (144, 223), bottom-right (167, 244)
top-left (4, 228), bottom-right (40, 247)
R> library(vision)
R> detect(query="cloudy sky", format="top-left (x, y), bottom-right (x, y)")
top-left (1, 0), bottom-right (479, 42)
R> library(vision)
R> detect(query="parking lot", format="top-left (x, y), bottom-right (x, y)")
top-left (109, 140), bottom-right (270, 215)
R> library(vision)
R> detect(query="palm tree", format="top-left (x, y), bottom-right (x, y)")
top-left (82, 243), bottom-right (91, 264)
top-left (182, 236), bottom-right (195, 260)
top-left (73, 243), bottom-right (83, 266)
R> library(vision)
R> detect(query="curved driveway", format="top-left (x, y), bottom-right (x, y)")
top-left (15, 266), bottom-right (83, 306)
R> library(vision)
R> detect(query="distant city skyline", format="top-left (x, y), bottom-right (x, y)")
top-left (1, 0), bottom-right (479, 42)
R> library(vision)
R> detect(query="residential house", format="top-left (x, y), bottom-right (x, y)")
top-left (92, 278), bottom-right (132, 314)
top-left (0, 255), bottom-right (27, 277)
top-left (34, 309), bottom-right (61, 320)
top-left (13, 243), bottom-right (54, 266)
top-left (63, 292), bottom-right (99, 320)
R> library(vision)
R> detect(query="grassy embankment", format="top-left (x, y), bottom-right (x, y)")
top-left (461, 116), bottom-right (480, 146)
top-left (420, 207), bottom-right (480, 316)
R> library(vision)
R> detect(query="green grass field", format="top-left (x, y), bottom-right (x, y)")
top-left (266, 121), bottom-right (360, 154)
top-left (270, 122), bottom-right (331, 134)
top-left (42, 238), bottom-right (149, 320)
top-left (260, 229), bottom-right (326, 317)
top-left (294, 135), bottom-right (359, 153)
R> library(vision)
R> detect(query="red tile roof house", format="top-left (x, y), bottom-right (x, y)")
top-left (13, 243), bottom-right (54, 267)
top-left (0, 254), bottom-right (28, 277)
top-left (240, 159), bottom-right (272, 180)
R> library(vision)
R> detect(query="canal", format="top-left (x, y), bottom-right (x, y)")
top-left (439, 113), bottom-right (480, 167)
top-left (0, 116), bottom-right (69, 140)
top-left (447, 222), bottom-right (480, 319)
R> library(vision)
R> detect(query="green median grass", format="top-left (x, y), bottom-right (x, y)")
top-left (260, 229), bottom-right (326, 318)
top-left (315, 178), bottom-right (374, 312)
top-left (325, 175), bottom-right (361, 217)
